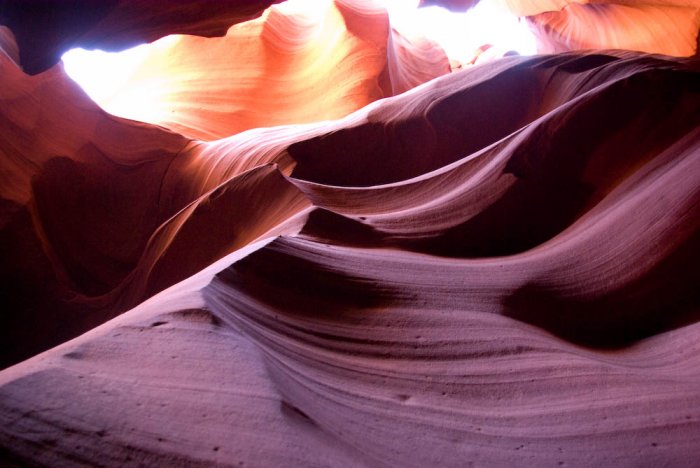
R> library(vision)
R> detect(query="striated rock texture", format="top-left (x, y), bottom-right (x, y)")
top-left (91, 0), bottom-right (450, 140)
top-left (1, 0), bottom-right (700, 466)
top-left (525, 1), bottom-right (700, 57)
top-left (0, 0), bottom-right (449, 368)
top-left (426, 0), bottom-right (700, 58)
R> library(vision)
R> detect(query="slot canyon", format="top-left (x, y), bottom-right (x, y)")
top-left (1, 0), bottom-right (699, 466)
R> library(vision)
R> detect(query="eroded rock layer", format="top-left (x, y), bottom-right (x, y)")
top-left (527, 1), bottom-right (700, 57)
top-left (85, 0), bottom-right (450, 140)
top-left (1, 1), bottom-right (699, 466)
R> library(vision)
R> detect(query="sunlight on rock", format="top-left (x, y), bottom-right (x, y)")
top-left (61, 36), bottom-right (180, 123)
top-left (385, 0), bottom-right (537, 66)
top-left (60, 0), bottom-right (536, 121)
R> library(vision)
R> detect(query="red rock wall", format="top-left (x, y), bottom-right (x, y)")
top-left (0, 1), bottom-right (699, 466)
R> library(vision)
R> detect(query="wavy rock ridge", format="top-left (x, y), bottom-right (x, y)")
top-left (1, 0), bottom-right (699, 466)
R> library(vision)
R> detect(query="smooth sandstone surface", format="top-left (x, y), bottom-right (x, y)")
top-left (1, 0), bottom-right (699, 466)
top-left (527, 2), bottom-right (700, 57)
top-left (91, 0), bottom-right (450, 140)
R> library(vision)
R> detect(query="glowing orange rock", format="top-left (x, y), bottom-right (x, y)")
top-left (526, 2), bottom-right (700, 56)
top-left (422, 0), bottom-right (699, 57)
top-left (96, 0), bottom-right (449, 140)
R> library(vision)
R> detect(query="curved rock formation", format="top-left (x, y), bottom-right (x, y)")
top-left (0, 0), bottom-right (282, 74)
top-left (526, 1), bottom-right (700, 57)
top-left (1, 0), bottom-right (699, 466)
top-left (424, 0), bottom-right (700, 58)
top-left (86, 0), bottom-right (450, 140)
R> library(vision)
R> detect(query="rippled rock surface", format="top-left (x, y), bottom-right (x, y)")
top-left (1, 1), bottom-right (699, 466)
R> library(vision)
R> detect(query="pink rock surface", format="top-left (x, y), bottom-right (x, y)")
top-left (1, 1), bottom-right (699, 466)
